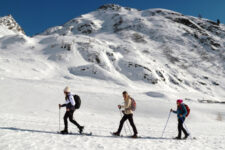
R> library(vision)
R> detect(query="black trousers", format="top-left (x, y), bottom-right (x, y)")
top-left (117, 114), bottom-right (138, 135)
top-left (64, 110), bottom-right (81, 130)
top-left (178, 118), bottom-right (188, 137)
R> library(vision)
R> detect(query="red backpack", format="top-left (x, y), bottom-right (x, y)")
top-left (130, 98), bottom-right (136, 111)
top-left (183, 104), bottom-right (190, 117)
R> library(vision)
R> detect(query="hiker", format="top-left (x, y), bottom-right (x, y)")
top-left (113, 91), bottom-right (138, 138)
top-left (170, 99), bottom-right (189, 139)
top-left (59, 86), bottom-right (84, 134)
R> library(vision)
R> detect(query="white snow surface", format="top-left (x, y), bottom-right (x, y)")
top-left (0, 4), bottom-right (225, 150)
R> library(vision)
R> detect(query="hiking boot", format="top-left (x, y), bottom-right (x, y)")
top-left (79, 126), bottom-right (84, 134)
top-left (174, 136), bottom-right (181, 140)
top-left (183, 134), bottom-right (190, 139)
top-left (60, 129), bottom-right (68, 134)
top-left (112, 132), bottom-right (120, 136)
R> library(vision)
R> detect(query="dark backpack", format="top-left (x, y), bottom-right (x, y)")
top-left (181, 104), bottom-right (190, 117)
top-left (73, 95), bottom-right (81, 109)
top-left (130, 98), bottom-right (136, 111)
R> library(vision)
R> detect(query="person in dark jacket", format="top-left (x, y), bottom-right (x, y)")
top-left (59, 86), bottom-right (84, 134)
top-left (170, 99), bottom-right (189, 139)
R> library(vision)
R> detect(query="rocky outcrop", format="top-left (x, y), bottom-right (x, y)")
top-left (0, 15), bottom-right (25, 34)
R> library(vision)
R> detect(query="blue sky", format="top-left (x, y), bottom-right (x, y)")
top-left (1, 0), bottom-right (224, 36)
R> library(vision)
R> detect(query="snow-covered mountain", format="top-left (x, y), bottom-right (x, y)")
top-left (28, 4), bottom-right (225, 100)
top-left (1, 4), bottom-right (225, 100)
top-left (0, 3), bottom-right (224, 105)
top-left (0, 4), bottom-right (225, 150)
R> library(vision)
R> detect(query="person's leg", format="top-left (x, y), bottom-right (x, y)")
top-left (117, 114), bottom-right (128, 134)
top-left (68, 110), bottom-right (81, 128)
top-left (63, 111), bottom-right (69, 132)
top-left (127, 114), bottom-right (138, 135)
top-left (180, 118), bottom-right (188, 136)
top-left (177, 119), bottom-right (182, 138)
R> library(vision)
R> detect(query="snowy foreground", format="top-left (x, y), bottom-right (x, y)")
top-left (0, 4), bottom-right (225, 150)
top-left (0, 78), bottom-right (225, 150)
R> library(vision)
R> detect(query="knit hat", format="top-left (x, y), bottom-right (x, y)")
top-left (64, 86), bottom-right (71, 93)
top-left (177, 99), bottom-right (183, 104)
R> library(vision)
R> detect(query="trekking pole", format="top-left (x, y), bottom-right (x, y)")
top-left (126, 120), bottom-right (132, 135)
top-left (184, 122), bottom-right (193, 139)
top-left (119, 110), bottom-right (127, 136)
top-left (161, 111), bottom-right (172, 137)
top-left (59, 108), bottom-right (60, 132)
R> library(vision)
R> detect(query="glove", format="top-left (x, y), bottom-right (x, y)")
top-left (170, 109), bottom-right (173, 112)
top-left (118, 105), bottom-right (121, 109)
top-left (59, 104), bottom-right (61, 109)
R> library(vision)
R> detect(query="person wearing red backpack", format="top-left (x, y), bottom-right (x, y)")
top-left (170, 99), bottom-right (189, 139)
top-left (112, 91), bottom-right (138, 138)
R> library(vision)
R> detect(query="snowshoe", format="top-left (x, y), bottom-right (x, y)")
top-left (60, 130), bottom-right (68, 134)
top-left (111, 132), bottom-right (120, 136)
top-left (174, 136), bottom-right (182, 140)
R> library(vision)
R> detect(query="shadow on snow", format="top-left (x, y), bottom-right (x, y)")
top-left (0, 126), bottom-right (171, 140)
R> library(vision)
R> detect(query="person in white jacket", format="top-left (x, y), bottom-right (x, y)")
top-left (113, 91), bottom-right (138, 138)
top-left (59, 86), bottom-right (84, 134)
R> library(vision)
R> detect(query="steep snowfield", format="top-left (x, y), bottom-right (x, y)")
top-left (0, 4), bottom-right (225, 150)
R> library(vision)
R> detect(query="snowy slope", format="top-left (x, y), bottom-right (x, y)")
top-left (0, 4), bottom-right (225, 150)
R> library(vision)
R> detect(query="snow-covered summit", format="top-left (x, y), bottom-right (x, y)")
top-left (0, 15), bottom-right (25, 37)
top-left (98, 4), bottom-right (138, 11)
top-left (37, 4), bottom-right (225, 101)
top-left (41, 4), bottom-right (141, 35)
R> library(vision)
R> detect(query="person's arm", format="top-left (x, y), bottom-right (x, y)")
top-left (121, 99), bottom-right (131, 109)
top-left (173, 109), bottom-right (178, 113)
top-left (59, 99), bottom-right (70, 108)
top-left (61, 104), bottom-right (67, 107)
top-left (171, 109), bottom-right (177, 114)
top-left (62, 100), bottom-right (70, 106)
